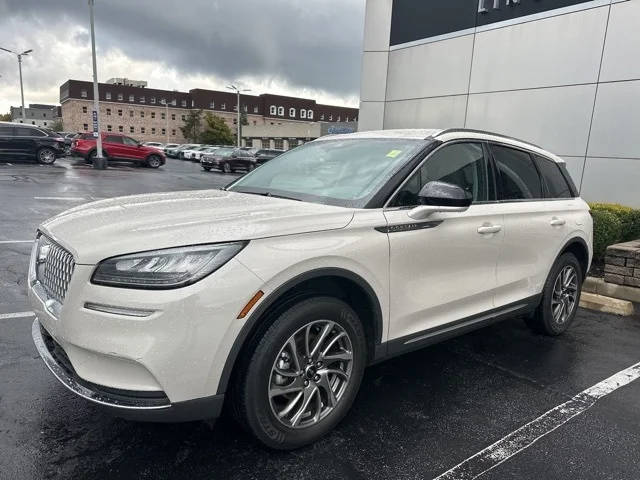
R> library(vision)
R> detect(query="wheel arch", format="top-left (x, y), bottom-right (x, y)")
top-left (557, 236), bottom-right (590, 280)
top-left (216, 267), bottom-right (384, 395)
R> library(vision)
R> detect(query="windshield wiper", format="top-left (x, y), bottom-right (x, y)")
top-left (232, 189), bottom-right (301, 201)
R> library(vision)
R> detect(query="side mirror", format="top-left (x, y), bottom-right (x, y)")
top-left (408, 181), bottom-right (472, 220)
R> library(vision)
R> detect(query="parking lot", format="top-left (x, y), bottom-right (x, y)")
top-left (1, 157), bottom-right (639, 480)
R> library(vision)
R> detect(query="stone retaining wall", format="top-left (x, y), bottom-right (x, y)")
top-left (605, 240), bottom-right (640, 287)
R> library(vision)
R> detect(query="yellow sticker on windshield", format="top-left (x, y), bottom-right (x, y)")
top-left (386, 149), bottom-right (402, 158)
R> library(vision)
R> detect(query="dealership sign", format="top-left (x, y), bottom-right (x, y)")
top-left (390, 0), bottom-right (597, 46)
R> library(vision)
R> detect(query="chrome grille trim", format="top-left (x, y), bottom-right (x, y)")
top-left (38, 238), bottom-right (75, 304)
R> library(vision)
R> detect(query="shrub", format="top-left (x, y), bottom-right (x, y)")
top-left (590, 209), bottom-right (623, 261)
top-left (589, 203), bottom-right (640, 244)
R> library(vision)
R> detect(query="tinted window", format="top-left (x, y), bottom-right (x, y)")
top-left (492, 145), bottom-right (542, 200)
top-left (15, 127), bottom-right (45, 137)
top-left (534, 155), bottom-right (573, 198)
top-left (123, 137), bottom-right (138, 146)
top-left (0, 126), bottom-right (13, 135)
top-left (105, 135), bottom-right (123, 144)
top-left (391, 142), bottom-right (491, 207)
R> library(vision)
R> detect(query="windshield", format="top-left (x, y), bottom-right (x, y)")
top-left (216, 148), bottom-right (236, 157)
top-left (228, 138), bottom-right (427, 208)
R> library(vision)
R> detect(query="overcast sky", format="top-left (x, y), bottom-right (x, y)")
top-left (0, 0), bottom-right (365, 114)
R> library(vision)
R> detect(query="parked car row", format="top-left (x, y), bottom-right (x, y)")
top-left (0, 121), bottom-right (67, 164)
top-left (201, 147), bottom-right (285, 173)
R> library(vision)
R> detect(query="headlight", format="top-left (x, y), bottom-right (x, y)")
top-left (91, 242), bottom-right (247, 289)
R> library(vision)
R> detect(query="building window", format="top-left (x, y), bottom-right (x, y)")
top-left (274, 139), bottom-right (284, 149)
top-left (140, 111), bottom-right (145, 118)
top-left (141, 127), bottom-right (145, 134)
top-left (129, 95), bottom-right (134, 102)
top-left (140, 96), bottom-right (145, 103)
top-left (107, 125), bottom-right (112, 132)
top-left (171, 99), bottom-right (176, 106)
top-left (181, 114), bottom-right (185, 121)
top-left (233, 118), bottom-right (237, 125)
top-left (270, 105), bottom-right (276, 115)
top-left (118, 109), bottom-right (122, 116)
top-left (161, 98), bottom-right (166, 105)
top-left (82, 106), bottom-right (87, 113)
top-left (329, 114), bottom-right (333, 121)
top-left (81, 89), bottom-right (87, 98)
top-left (161, 112), bottom-right (166, 120)
top-left (106, 108), bottom-right (111, 115)
top-left (243, 105), bottom-right (248, 112)
top-left (151, 97), bottom-right (156, 104)
top-left (209, 101), bottom-right (215, 109)
top-left (162, 128), bottom-right (166, 135)
top-left (118, 125), bottom-right (123, 132)
top-left (308, 110), bottom-right (313, 120)
top-left (233, 104), bottom-right (238, 112)
top-left (172, 129), bottom-right (176, 135)
top-left (130, 126), bottom-right (135, 133)
top-left (171, 114), bottom-right (176, 120)
top-left (181, 100), bottom-right (187, 107)
top-left (277, 106), bottom-right (284, 116)
top-left (345, 116), bottom-right (349, 122)
top-left (337, 116), bottom-right (341, 122)
top-left (129, 110), bottom-right (134, 117)
top-left (300, 109), bottom-right (306, 119)
top-left (118, 93), bottom-right (124, 101)
top-left (289, 108), bottom-right (296, 118)
top-left (83, 123), bottom-right (88, 131)
top-left (44, 122), bottom-right (47, 126)
top-left (106, 92), bottom-right (112, 100)
top-left (151, 112), bottom-right (155, 119)
top-left (221, 103), bottom-right (226, 110)
top-left (151, 127), bottom-right (156, 134)
top-left (253, 106), bottom-right (258, 113)
top-left (253, 120), bottom-right (257, 125)
top-left (320, 114), bottom-right (325, 121)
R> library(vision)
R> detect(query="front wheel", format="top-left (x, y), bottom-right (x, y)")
top-left (233, 297), bottom-right (366, 450)
top-left (526, 252), bottom-right (582, 336)
top-left (37, 148), bottom-right (57, 165)
top-left (146, 155), bottom-right (162, 168)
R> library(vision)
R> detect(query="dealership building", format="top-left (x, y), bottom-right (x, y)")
top-left (360, 0), bottom-right (639, 206)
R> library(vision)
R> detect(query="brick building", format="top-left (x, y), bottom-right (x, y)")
top-left (60, 79), bottom-right (359, 144)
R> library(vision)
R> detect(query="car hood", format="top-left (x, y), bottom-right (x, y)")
top-left (39, 190), bottom-right (355, 264)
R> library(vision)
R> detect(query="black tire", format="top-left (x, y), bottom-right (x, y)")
top-left (526, 252), bottom-right (583, 336)
top-left (202, 166), bottom-right (211, 171)
top-left (223, 162), bottom-right (231, 174)
top-left (37, 147), bottom-right (56, 165)
top-left (247, 164), bottom-right (255, 172)
top-left (233, 297), bottom-right (366, 450)
top-left (146, 155), bottom-right (162, 168)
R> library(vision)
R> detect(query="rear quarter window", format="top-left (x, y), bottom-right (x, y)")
top-left (534, 155), bottom-right (574, 199)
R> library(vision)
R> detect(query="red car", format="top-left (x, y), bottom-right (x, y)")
top-left (71, 133), bottom-right (166, 168)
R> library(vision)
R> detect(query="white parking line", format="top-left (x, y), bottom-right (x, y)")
top-left (0, 311), bottom-right (35, 320)
top-left (433, 362), bottom-right (640, 480)
top-left (0, 240), bottom-right (33, 244)
top-left (34, 196), bottom-right (86, 201)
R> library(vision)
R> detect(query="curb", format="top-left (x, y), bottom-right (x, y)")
top-left (579, 292), bottom-right (635, 316)
top-left (583, 276), bottom-right (640, 304)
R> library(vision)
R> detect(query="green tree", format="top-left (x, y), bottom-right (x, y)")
top-left (50, 119), bottom-right (64, 132)
top-left (0, 112), bottom-right (11, 121)
top-left (200, 113), bottom-right (234, 145)
top-left (180, 109), bottom-right (203, 142)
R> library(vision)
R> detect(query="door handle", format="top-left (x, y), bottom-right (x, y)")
top-left (477, 225), bottom-right (502, 234)
top-left (550, 218), bottom-right (566, 227)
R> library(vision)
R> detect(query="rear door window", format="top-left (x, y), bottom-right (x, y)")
top-left (104, 135), bottom-right (123, 144)
top-left (15, 127), bottom-right (44, 137)
top-left (533, 155), bottom-right (574, 199)
top-left (0, 126), bottom-right (13, 135)
top-left (491, 144), bottom-right (543, 200)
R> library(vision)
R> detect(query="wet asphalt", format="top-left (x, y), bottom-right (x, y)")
top-left (1, 157), bottom-right (639, 480)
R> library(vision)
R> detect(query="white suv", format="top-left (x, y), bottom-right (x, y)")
top-left (29, 129), bottom-right (592, 449)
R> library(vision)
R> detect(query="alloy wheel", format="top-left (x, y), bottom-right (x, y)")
top-left (551, 265), bottom-right (578, 324)
top-left (268, 320), bottom-right (353, 429)
top-left (39, 149), bottom-right (55, 164)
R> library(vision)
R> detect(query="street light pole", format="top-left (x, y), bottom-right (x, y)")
top-left (0, 46), bottom-right (33, 122)
top-left (226, 84), bottom-right (250, 147)
top-left (88, 0), bottom-right (105, 168)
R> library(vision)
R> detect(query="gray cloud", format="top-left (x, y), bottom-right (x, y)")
top-left (0, 0), bottom-right (364, 103)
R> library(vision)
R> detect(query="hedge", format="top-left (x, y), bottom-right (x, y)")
top-left (589, 203), bottom-right (640, 261)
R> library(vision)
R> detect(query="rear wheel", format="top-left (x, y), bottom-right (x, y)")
top-left (37, 147), bottom-right (56, 165)
top-left (223, 162), bottom-right (231, 174)
top-left (526, 252), bottom-right (582, 336)
top-left (233, 297), bottom-right (366, 450)
top-left (146, 155), bottom-right (162, 168)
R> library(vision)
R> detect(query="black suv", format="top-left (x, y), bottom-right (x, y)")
top-left (0, 122), bottom-right (67, 164)
top-left (255, 148), bottom-right (285, 165)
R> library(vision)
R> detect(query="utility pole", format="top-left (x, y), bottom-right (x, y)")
top-left (0, 47), bottom-right (32, 121)
top-left (226, 84), bottom-right (250, 147)
top-left (88, 0), bottom-right (106, 168)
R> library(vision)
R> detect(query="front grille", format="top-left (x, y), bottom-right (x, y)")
top-left (38, 239), bottom-right (75, 304)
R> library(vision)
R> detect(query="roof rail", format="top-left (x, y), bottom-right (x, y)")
top-left (435, 128), bottom-right (543, 149)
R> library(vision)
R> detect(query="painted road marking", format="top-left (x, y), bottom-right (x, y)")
top-left (433, 362), bottom-right (640, 480)
top-left (0, 311), bottom-right (35, 320)
top-left (0, 240), bottom-right (33, 244)
top-left (34, 196), bottom-right (86, 201)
